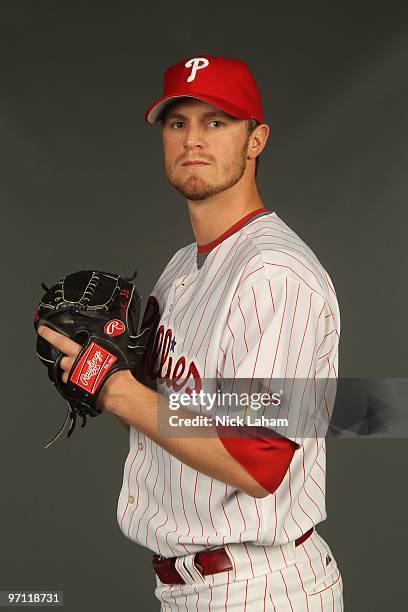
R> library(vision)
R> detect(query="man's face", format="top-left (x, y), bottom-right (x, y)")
top-left (161, 99), bottom-right (250, 201)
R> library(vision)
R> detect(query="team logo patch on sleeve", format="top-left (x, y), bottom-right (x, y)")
top-left (70, 341), bottom-right (117, 394)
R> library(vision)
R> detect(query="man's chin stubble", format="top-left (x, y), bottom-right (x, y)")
top-left (165, 174), bottom-right (219, 201)
top-left (166, 164), bottom-right (246, 201)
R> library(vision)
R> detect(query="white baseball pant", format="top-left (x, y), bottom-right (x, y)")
top-left (154, 530), bottom-right (343, 611)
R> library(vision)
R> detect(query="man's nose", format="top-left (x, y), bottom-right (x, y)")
top-left (183, 124), bottom-right (204, 148)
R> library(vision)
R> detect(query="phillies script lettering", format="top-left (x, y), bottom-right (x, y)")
top-left (80, 350), bottom-right (103, 386)
top-left (147, 324), bottom-right (202, 395)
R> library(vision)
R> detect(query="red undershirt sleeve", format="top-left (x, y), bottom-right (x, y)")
top-left (216, 424), bottom-right (298, 494)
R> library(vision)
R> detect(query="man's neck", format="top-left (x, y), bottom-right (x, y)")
top-left (187, 182), bottom-right (264, 247)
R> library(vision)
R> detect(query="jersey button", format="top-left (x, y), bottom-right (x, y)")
top-left (128, 495), bottom-right (135, 504)
top-left (138, 442), bottom-right (144, 451)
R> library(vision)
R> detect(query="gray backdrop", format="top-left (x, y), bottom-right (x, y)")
top-left (1, 1), bottom-right (407, 610)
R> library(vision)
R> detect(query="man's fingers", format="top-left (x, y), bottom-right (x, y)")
top-left (60, 357), bottom-right (74, 385)
top-left (38, 325), bottom-right (82, 356)
top-left (60, 355), bottom-right (75, 372)
top-left (38, 326), bottom-right (81, 386)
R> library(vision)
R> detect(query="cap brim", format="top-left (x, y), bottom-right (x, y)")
top-left (144, 93), bottom-right (253, 124)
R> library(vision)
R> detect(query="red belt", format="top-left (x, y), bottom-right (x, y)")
top-left (152, 527), bottom-right (314, 585)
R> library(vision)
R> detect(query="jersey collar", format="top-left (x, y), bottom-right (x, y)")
top-left (197, 207), bottom-right (270, 254)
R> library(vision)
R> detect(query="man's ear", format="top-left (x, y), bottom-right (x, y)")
top-left (247, 124), bottom-right (270, 160)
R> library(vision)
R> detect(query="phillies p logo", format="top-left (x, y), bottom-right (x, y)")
top-left (185, 57), bottom-right (209, 82)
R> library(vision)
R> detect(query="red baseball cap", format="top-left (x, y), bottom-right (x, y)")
top-left (144, 55), bottom-right (264, 124)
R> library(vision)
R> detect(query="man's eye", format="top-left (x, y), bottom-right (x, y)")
top-left (171, 121), bottom-right (184, 128)
top-left (209, 120), bottom-right (223, 127)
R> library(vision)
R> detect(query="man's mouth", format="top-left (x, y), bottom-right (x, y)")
top-left (182, 160), bottom-right (210, 166)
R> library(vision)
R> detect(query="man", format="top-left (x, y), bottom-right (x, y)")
top-left (38, 55), bottom-right (344, 610)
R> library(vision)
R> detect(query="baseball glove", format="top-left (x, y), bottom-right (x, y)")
top-left (34, 270), bottom-right (146, 448)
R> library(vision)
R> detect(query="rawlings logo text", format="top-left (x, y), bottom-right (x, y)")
top-left (80, 350), bottom-right (103, 386)
top-left (70, 341), bottom-right (117, 394)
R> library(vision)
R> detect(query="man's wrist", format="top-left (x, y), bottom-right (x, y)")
top-left (98, 369), bottom-right (137, 415)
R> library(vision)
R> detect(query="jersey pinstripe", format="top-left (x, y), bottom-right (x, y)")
top-left (117, 210), bottom-right (340, 558)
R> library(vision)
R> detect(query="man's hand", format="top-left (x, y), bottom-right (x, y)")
top-left (37, 324), bottom-right (132, 410)
top-left (37, 326), bottom-right (81, 384)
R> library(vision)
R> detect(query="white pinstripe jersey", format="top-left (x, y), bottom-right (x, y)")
top-left (117, 209), bottom-right (340, 557)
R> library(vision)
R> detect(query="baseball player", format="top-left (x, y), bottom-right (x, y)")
top-left (38, 55), bottom-right (343, 610)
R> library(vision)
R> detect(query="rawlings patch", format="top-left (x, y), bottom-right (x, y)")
top-left (70, 341), bottom-right (117, 394)
top-left (104, 319), bottom-right (125, 337)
